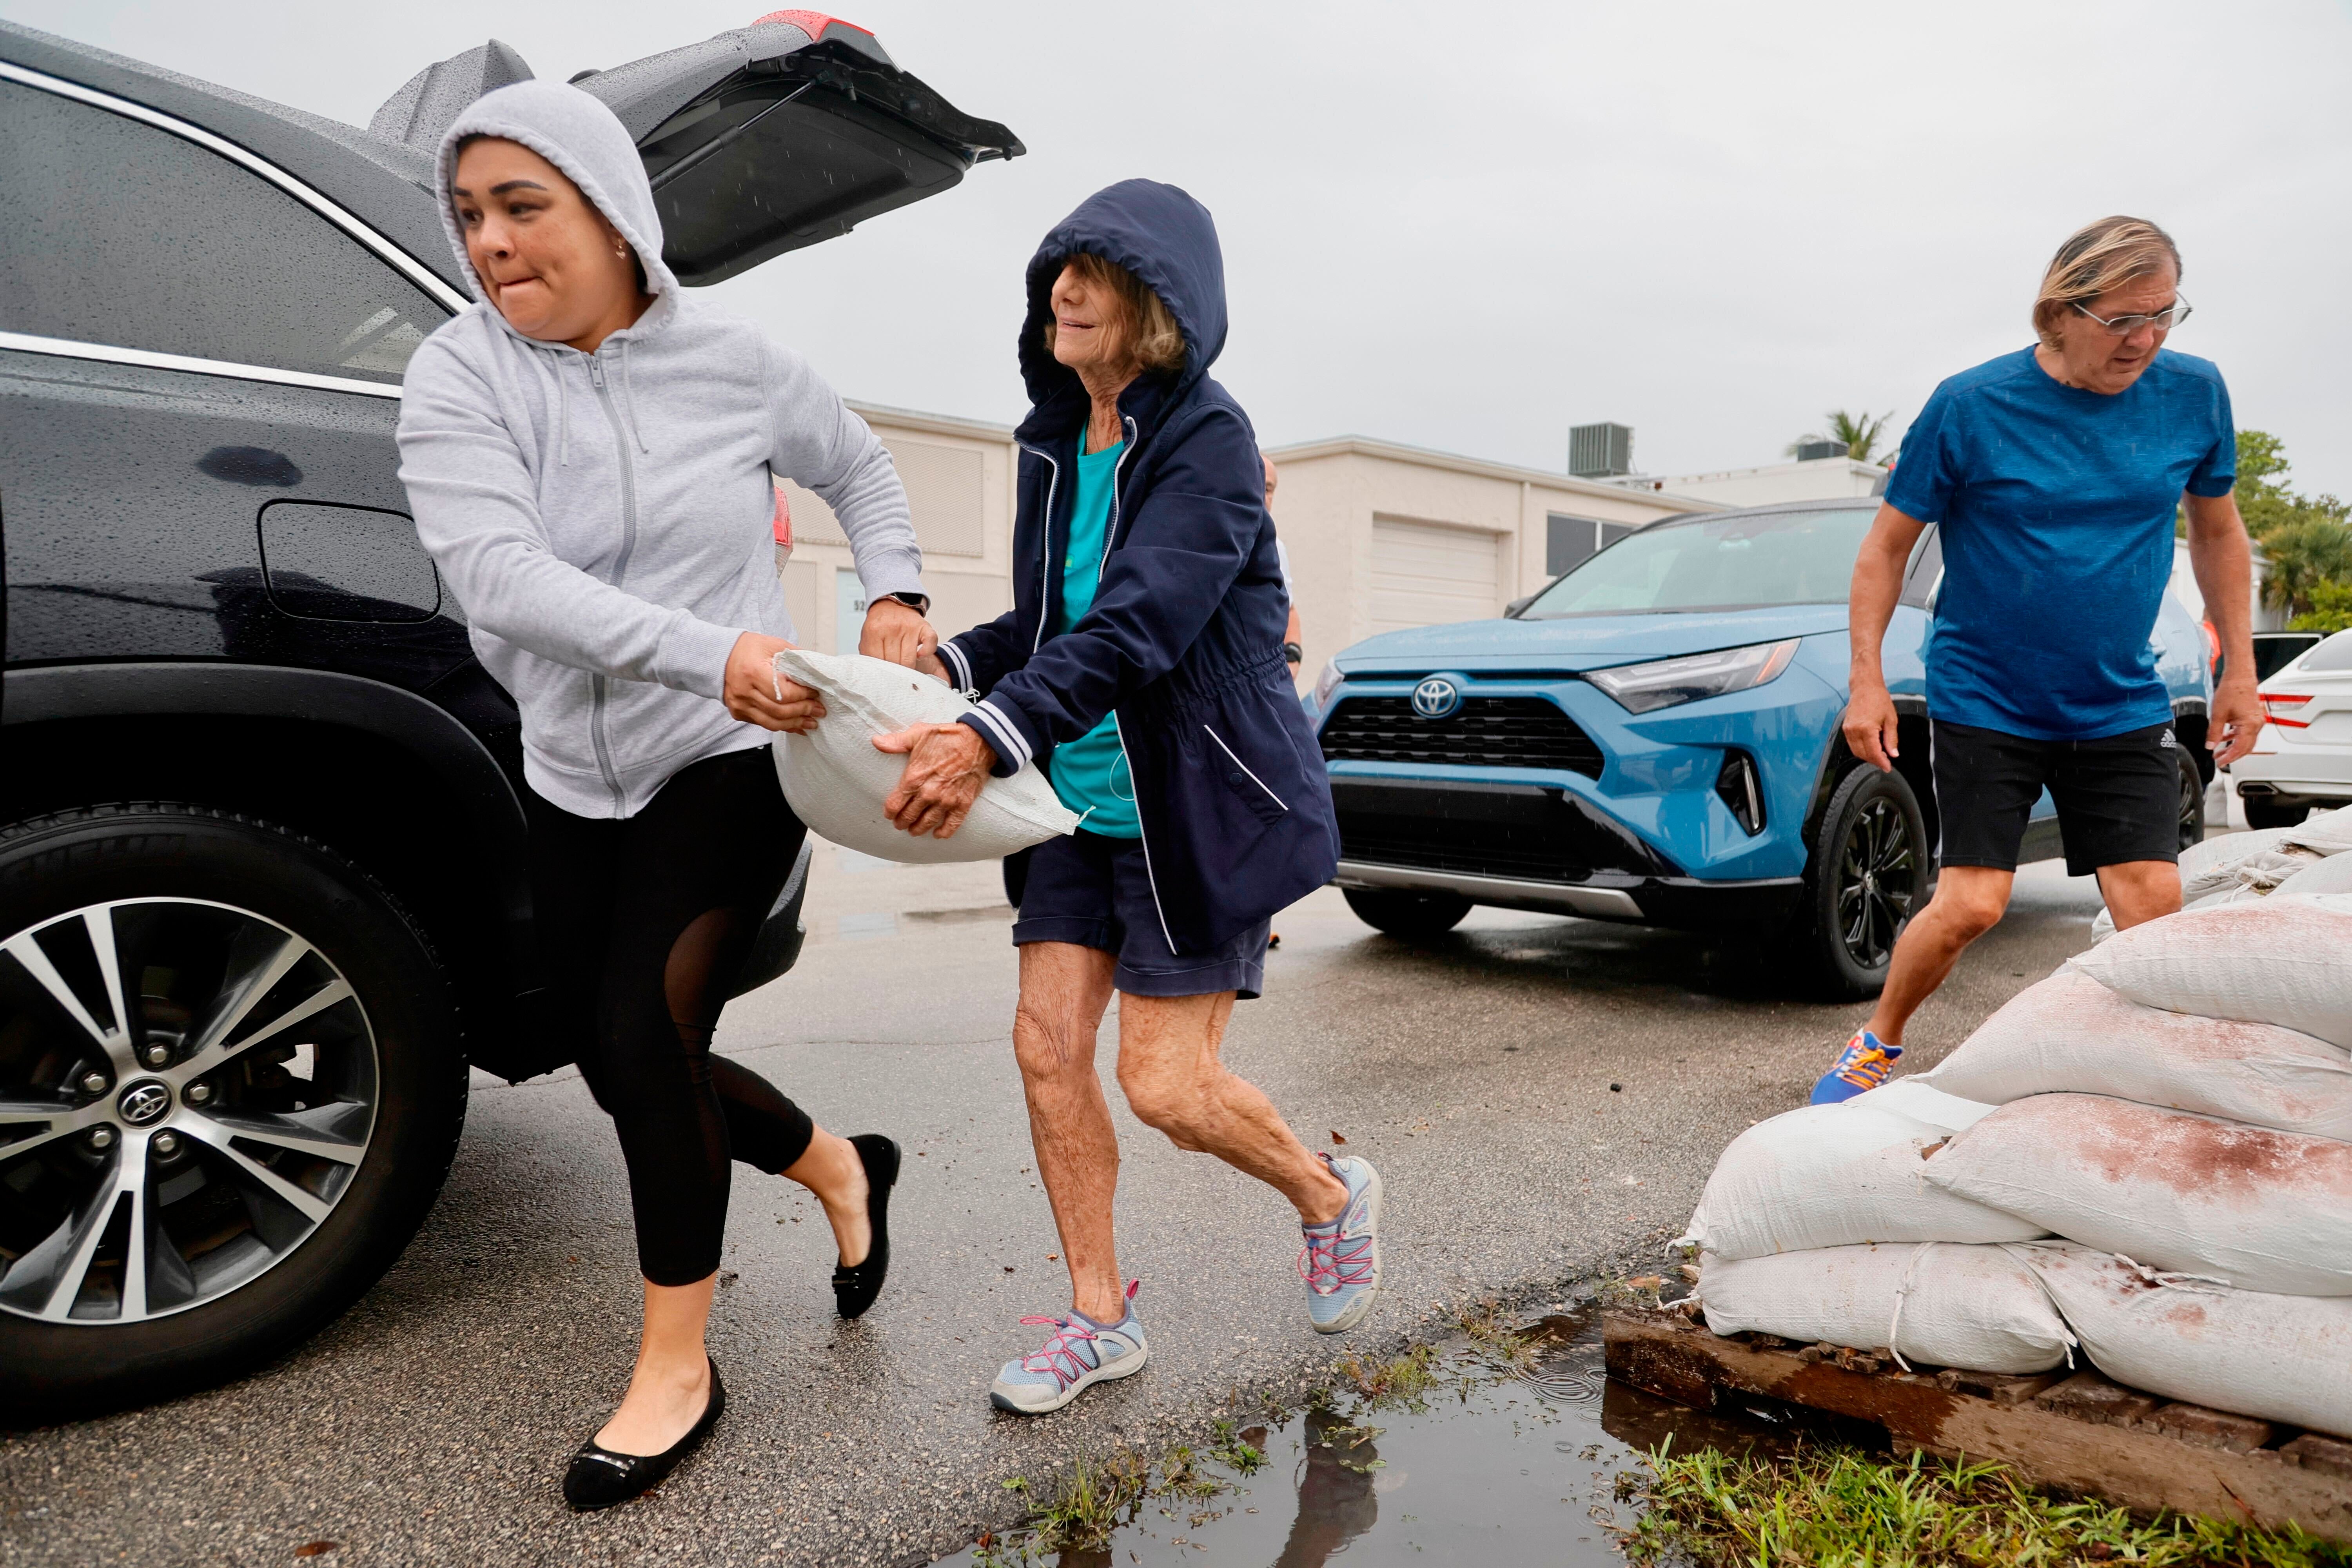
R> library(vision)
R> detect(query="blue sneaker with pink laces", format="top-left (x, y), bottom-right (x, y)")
top-left (1299, 1153), bottom-right (1383, 1333)
top-left (988, 1281), bottom-right (1149, 1415)
top-left (1809, 1027), bottom-right (1902, 1105)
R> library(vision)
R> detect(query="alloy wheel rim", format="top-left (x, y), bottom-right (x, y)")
top-left (0, 899), bottom-right (377, 1325)
top-left (1835, 799), bottom-right (1916, 970)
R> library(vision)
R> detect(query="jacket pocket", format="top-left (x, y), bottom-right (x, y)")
top-left (1202, 722), bottom-right (1291, 823)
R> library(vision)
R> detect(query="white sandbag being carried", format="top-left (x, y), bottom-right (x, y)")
top-left (1922, 1093), bottom-right (2352, 1296)
top-left (1676, 1102), bottom-right (2047, 1262)
top-left (2020, 1243), bottom-right (2352, 1440)
top-left (768, 648), bottom-right (1081, 864)
top-left (2071, 898), bottom-right (2352, 1049)
top-left (1699, 1242), bottom-right (2074, 1374)
top-left (1919, 969), bottom-right (2352, 1141)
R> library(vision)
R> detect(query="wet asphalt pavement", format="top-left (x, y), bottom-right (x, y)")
top-left (0, 846), bottom-right (2108, 1567)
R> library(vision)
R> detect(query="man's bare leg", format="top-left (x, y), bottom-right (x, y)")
top-left (2096, 859), bottom-right (2183, 931)
top-left (1864, 865), bottom-right (2014, 1045)
top-left (1113, 991), bottom-right (1348, 1224)
top-left (1011, 942), bottom-right (1125, 1323)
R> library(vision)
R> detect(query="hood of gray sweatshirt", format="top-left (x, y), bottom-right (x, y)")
top-left (396, 79), bottom-right (922, 819)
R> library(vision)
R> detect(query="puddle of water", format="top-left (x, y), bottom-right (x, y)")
top-left (939, 1308), bottom-right (1881, 1567)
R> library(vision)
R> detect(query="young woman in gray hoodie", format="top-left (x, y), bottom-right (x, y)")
top-left (396, 80), bottom-right (927, 1508)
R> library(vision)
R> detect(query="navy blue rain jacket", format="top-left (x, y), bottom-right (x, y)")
top-left (942, 180), bottom-right (1339, 954)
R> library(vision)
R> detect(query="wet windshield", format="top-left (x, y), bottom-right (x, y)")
top-left (1520, 508), bottom-right (1877, 617)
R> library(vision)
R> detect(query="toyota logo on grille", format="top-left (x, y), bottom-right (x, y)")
top-left (1410, 676), bottom-right (1462, 720)
top-left (117, 1080), bottom-right (172, 1126)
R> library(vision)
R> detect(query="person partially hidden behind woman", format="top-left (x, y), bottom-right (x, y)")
top-left (397, 82), bottom-right (934, 1508)
top-left (877, 181), bottom-right (1382, 1415)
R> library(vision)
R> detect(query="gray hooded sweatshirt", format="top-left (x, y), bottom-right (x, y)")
top-left (396, 80), bottom-right (922, 819)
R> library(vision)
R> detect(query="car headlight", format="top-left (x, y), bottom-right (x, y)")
top-left (1586, 639), bottom-right (1801, 713)
top-left (1313, 658), bottom-right (1345, 709)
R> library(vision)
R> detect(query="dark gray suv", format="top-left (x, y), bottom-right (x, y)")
top-left (0, 13), bottom-right (1018, 1418)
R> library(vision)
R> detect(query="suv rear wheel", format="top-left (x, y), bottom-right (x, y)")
top-left (0, 805), bottom-right (466, 1420)
top-left (1343, 887), bottom-right (1473, 939)
top-left (1789, 766), bottom-right (1931, 999)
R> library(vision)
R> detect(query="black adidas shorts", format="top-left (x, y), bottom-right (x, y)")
top-left (1930, 719), bottom-right (2183, 877)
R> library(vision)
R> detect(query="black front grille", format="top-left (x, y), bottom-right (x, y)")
top-left (1327, 777), bottom-right (1681, 883)
top-left (1319, 696), bottom-right (1604, 777)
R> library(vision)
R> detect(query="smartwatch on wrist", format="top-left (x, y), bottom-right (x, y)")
top-left (876, 591), bottom-right (930, 615)
top-left (1283, 641), bottom-right (1304, 665)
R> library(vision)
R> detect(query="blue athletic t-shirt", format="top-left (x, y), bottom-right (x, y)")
top-left (1047, 434), bottom-right (1139, 836)
top-left (1887, 346), bottom-right (2235, 740)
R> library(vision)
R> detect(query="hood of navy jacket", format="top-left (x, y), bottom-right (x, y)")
top-left (1016, 180), bottom-right (1227, 443)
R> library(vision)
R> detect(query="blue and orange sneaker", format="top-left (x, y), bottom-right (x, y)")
top-left (1809, 1028), bottom-right (1902, 1105)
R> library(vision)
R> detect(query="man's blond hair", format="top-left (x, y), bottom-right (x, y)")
top-left (2033, 216), bottom-right (2182, 345)
top-left (1043, 252), bottom-right (1186, 375)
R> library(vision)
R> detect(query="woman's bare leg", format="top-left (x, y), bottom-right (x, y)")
top-left (783, 1127), bottom-right (872, 1267)
top-left (594, 1273), bottom-right (716, 1455)
top-left (1114, 991), bottom-right (1347, 1224)
top-left (1012, 942), bottom-right (1124, 1323)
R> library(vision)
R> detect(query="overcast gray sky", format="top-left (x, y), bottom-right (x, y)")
top-left (11, 0), bottom-right (2350, 493)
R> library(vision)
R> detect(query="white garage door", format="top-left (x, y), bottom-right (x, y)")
top-left (1369, 518), bottom-right (1501, 635)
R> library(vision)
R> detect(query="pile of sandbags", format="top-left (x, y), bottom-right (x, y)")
top-left (1686, 895), bottom-right (2352, 1438)
top-left (2090, 801), bottom-right (2352, 940)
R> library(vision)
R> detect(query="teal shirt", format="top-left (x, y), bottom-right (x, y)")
top-left (1048, 434), bottom-right (1139, 836)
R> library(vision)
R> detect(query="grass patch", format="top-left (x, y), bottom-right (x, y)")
top-left (1628, 1442), bottom-right (2352, 1568)
top-left (1332, 1341), bottom-right (1440, 1409)
top-left (976, 1419), bottom-right (1269, 1565)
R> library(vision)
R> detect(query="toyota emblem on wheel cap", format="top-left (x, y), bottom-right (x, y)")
top-left (117, 1080), bottom-right (172, 1126)
top-left (1411, 675), bottom-right (1462, 720)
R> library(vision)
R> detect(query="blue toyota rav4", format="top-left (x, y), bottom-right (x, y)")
top-left (1311, 497), bottom-right (2214, 996)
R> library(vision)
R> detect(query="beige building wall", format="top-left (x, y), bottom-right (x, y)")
top-left (1262, 436), bottom-right (1718, 688)
top-left (773, 401), bottom-right (1018, 654)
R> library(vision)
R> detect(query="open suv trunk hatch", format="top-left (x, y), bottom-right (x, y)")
top-left (375, 12), bottom-right (1022, 286)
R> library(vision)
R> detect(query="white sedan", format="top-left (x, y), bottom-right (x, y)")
top-left (2237, 629), bottom-right (2352, 827)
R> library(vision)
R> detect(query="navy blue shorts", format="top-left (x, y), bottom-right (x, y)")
top-left (1013, 829), bottom-right (1270, 999)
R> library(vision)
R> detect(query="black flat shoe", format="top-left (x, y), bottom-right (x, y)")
top-left (832, 1133), bottom-right (900, 1319)
top-left (562, 1357), bottom-right (725, 1512)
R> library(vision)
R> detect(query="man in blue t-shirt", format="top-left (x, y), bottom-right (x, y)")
top-left (1813, 216), bottom-right (2265, 1105)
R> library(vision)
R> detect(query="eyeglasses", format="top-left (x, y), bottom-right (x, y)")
top-left (2072, 294), bottom-right (2192, 336)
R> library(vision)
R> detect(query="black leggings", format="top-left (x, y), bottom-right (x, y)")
top-left (526, 746), bottom-right (813, 1286)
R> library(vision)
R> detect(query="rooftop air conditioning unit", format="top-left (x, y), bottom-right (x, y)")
top-left (1794, 439), bottom-right (1847, 462)
top-left (1569, 422), bottom-right (1634, 479)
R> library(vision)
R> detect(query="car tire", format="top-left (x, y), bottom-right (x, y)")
top-left (2176, 748), bottom-right (2207, 851)
top-left (1790, 765), bottom-right (1931, 1000)
top-left (0, 804), bottom-right (466, 1421)
top-left (2241, 796), bottom-right (2309, 829)
top-left (1342, 887), bottom-right (1473, 939)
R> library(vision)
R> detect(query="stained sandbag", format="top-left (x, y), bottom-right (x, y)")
top-left (768, 648), bottom-right (1080, 864)
top-left (1919, 970), bottom-right (2352, 1140)
top-left (1700, 1242), bottom-right (2074, 1374)
top-left (1848, 1078), bottom-right (1998, 1134)
top-left (2071, 898), bottom-right (2352, 1049)
top-left (2176, 825), bottom-right (2304, 904)
top-left (1923, 1094), bottom-right (2352, 1296)
top-left (2020, 1243), bottom-right (2352, 1440)
top-left (2270, 849), bottom-right (2352, 900)
top-left (2283, 800), bottom-right (2352, 858)
top-left (1676, 1103), bottom-right (2047, 1262)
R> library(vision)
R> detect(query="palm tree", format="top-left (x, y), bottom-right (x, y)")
top-left (2259, 517), bottom-right (2352, 617)
top-left (1786, 409), bottom-right (1893, 465)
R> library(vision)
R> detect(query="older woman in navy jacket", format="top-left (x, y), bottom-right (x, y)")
top-left (877, 180), bottom-right (1381, 1414)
